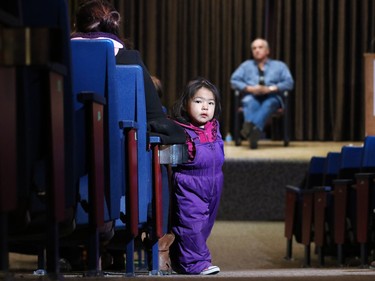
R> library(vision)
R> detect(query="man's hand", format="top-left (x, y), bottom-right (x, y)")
top-left (245, 85), bottom-right (276, 95)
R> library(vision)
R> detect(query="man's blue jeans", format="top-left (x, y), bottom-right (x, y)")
top-left (241, 93), bottom-right (281, 131)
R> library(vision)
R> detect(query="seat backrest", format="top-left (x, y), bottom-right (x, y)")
top-left (115, 64), bottom-right (152, 225)
top-left (360, 135), bottom-right (375, 172)
top-left (339, 145), bottom-right (363, 178)
top-left (303, 156), bottom-right (326, 189)
top-left (71, 39), bottom-right (122, 222)
top-left (322, 152), bottom-right (341, 186)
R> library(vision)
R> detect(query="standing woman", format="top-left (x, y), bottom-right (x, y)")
top-left (170, 78), bottom-right (224, 275)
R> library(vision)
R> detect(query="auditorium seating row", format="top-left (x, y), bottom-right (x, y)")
top-left (0, 1), bottom-right (186, 279)
top-left (284, 136), bottom-right (375, 268)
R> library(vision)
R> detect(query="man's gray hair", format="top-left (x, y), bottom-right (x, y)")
top-left (251, 38), bottom-right (269, 49)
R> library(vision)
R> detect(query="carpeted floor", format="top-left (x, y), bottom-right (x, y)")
top-left (208, 221), bottom-right (369, 270)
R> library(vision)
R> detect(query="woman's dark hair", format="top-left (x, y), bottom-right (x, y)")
top-left (172, 77), bottom-right (221, 123)
top-left (151, 76), bottom-right (163, 99)
top-left (75, 0), bottom-right (121, 36)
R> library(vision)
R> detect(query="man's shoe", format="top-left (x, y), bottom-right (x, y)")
top-left (240, 122), bottom-right (254, 139)
top-left (249, 127), bottom-right (262, 149)
top-left (200, 265), bottom-right (220, 275)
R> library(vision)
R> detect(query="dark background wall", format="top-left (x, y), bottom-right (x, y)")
top-left (69, 0), bottom-right (375, 141)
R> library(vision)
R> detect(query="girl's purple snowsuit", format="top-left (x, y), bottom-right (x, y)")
top-left (170, 123), bottom-right (224, 274)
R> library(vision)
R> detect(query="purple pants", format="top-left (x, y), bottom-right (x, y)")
top-left (170, 128), bottom-right (224, 274)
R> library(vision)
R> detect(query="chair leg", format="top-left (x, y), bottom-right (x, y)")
top-left (125, 237), bottom-right (135, 276)
top-left (283, 91), bottom-right (290, 147)
top-left (285, 239), bottom-right (293, 260)
top-left (360, 243), bottom-right (368, 267)
top-left (234, 111), bottom-right (242, 146)
top-left (0, 213), bottom-right (9, 276)
top-left (303, 244), bottom-right (311, 267)
top-left (233, 90), bottom-right (242, 146)
top-left (284, 190), bottom-right (297, 260)
top-left (355, 174), bottom-right (372, 268)
top-left (150, 242), bottom-right (160, 275)
top-left (337, 244), bottom-right (344, 266)
top-left (37, 248), bottom-right (46, 274)
top-left (333, 181), bottom-right (350, 267)
top-left (313, 190), bottom-right (327, 267)
top-left (317, 246), bottom-right (325, 267)
top-left (301, 193), bottom-right (313, 267)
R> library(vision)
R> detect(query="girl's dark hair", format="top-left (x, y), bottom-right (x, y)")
top-left (172, 77), bottom-right (221, 123)
top-left (75, 0), bottom-right (121, 36)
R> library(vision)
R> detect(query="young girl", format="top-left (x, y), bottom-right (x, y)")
top-left (170, 78), bottom-right (224, 275)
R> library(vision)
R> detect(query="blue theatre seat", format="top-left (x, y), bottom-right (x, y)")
top-left (112, 63), bottom-right (187, 275)
top-left (114, 64), bottom-right (187, 275)
top-left (70, 39), bottom-right (123, 275)
top-left (284, 156), bottom-right (326, 261)
top-left (308, 145), bottom-right (363, 266)
top-left (113, 64), bottom-right (160, 275)
top-left (352, 136), bottom-right (375, 266)
top-left (299, 152), bottom-right (341, 267)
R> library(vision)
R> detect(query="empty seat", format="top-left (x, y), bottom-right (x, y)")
top-left (299, 145), bottom-right (364, 267)
top-left (353, 136), bottom-right (375, 266)
top-left (284, 156), bottom-right (326, 264)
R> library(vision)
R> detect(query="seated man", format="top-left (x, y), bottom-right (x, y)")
top-left (230, 38), bottom-right (294, 149)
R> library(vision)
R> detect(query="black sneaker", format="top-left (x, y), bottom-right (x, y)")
top-left (249, 127), bottom-right (262, 149)
top-left (240, 122), bottom-right (254, 139)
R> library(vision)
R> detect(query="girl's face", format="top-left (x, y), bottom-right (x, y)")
top-left (187, 87), bottom-right (215, 127)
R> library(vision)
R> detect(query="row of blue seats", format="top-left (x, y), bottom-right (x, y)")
top-left (284, 136), bottom-right (375, 267)
top-left (70, 39), bottom-right (163, 275)
top-left (0, 1), bottom-right (186, 279)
